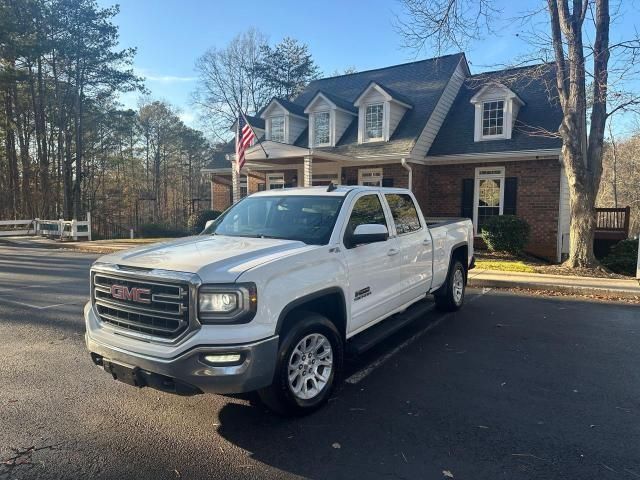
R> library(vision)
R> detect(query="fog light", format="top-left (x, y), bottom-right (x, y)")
top-left (203, 353), bottom-right (242, 364)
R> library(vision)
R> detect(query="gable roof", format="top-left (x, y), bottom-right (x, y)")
top-left (261, 97), bottom-right (307, 118)
top-left (203, 141), bottom-right (234, 171)
top-left (353, 81), bottom-right (414, 109)
top-left (428, 64), bottom-right (563, 156)
top-left (230, 114), bottom-right (265, 132)
top-left (293, 52), bottom-right (466, 157)
top-left (304, 90), bottom-right (357, 114)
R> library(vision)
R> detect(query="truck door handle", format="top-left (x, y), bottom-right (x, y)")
top-left (423, 238), bottom-right (432, 246)
top-left (387, 248), bottom-right (399, 256)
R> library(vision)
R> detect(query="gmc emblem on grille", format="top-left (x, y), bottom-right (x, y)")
top-left (110, 284), bottom-right (151, 304)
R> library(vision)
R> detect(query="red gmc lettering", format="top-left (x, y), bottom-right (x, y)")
top-left (110, 285), bottom-right (151, 304)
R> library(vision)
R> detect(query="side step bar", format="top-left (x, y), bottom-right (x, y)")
top-left (347, 299), bottom-right (436, 356)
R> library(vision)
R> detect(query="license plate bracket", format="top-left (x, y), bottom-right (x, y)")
top-left (103, 359), bottom-right (145, 388)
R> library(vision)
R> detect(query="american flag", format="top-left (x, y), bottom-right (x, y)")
top-left (235, 114), bottom-right (255, 173)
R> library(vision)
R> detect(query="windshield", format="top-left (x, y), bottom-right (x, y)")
top-left (203, 195), bottom-right (345, 245)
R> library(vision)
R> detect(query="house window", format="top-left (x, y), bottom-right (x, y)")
top-left (313, 112), bottom-right (330, 146)
top-left (474, 167), bottom-right (505, 233)
top-left (266, 173), bottom-right (285, 190)
top-left (482, 101), bottom-right (504, 137)
top-left (240, 177), bottom-right (248, 198)
top-left (312, 172), bottom-right (340, 186)
top-left (270, 116), bottom-right (285, 143)
top-left (365, 104), bottom-right (384, 140)
top-left (358, 168), bottom-right (383, 187)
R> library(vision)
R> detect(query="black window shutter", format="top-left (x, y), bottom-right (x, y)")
top-left (382, 178), bottom-right (394, 187)
top-left (461, 178), bottom-right (474, 218)
top-left (503, 177), bottom-right (518, 215)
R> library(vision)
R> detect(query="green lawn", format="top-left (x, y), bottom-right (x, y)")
top-left (474, 259), bottom-right (537, 273)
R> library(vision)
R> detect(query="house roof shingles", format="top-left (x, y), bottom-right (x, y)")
top-left (208, 57), bottom-right (563, 168)
top-left (294, 53), bottom-right (465, 156)
top-left (428, 64), bottom-right (563, 156)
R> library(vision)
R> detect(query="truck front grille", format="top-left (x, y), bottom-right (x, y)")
top-left (92, 273), bottom-right (190, 339)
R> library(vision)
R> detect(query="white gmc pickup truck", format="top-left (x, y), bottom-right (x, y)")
top-left (85, 186), bottom-right (474, 415)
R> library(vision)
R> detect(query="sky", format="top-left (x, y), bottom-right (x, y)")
top-left (99, 0), bottom-right (640, 136)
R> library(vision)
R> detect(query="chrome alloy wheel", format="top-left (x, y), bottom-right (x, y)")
top-left (287, 333), bottom-right (333, 400)
top-left (453, 268), bottom-right (465, 305)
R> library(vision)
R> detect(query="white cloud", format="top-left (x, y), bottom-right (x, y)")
top-left (135, 67), bottom-right (196, 84)
top-left (179, 111), bottom-right (196, 126)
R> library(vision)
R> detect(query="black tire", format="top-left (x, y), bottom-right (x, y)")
top-left (434, 259), bottom-right (466, 312)
top-left (258, 312), bottom-right (343, 416)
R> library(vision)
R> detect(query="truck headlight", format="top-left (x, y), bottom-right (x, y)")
top-left (200, 292), bottom-right (238, 313)
top-left (197, 283), bottom-right (257, 324)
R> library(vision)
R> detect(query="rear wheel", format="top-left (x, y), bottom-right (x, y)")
top-left (434, 260), bottom-right (466, 312)
top-left (258, 313), bottom-right (343, 416)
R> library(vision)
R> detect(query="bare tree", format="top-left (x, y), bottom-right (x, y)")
top-left (599, 127), bottom-right (640, 235)
top-left (192, 29), bottom-right (270, 142)
top-left (396, 0), bottom-right (640, 267)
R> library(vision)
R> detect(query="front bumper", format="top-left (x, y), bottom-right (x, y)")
top-left (85, 333), bottom-right (279, 395)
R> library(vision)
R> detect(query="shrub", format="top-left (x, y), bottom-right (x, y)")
top-left (138, 223), bottom-right (187, 238)
top-left (480, 215), bottom-right (531, 255)
top-left (187, 210), bottom-right (222, 234)
top-left (601, 238), bottom-right (638, 276)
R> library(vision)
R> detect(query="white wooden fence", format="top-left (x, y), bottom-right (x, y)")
top-left (0, 212), bottom-right (91, 241)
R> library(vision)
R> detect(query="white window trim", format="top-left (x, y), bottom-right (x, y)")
top-left (363, 103), bottom-right (385, 142)
top-left (473, 166), bottom-right (505, 235)
top-left (240, 176), bottom-right (248, 198)
top-left (266, 173), bottom-right (285, 190)
top-left (358, 167), bottom-right (383, 186)
top-left (473, 96), bottom-right (514, 142)
top-left (311, 111), bottom-right (332, 147)
top-left (268, 115), bottom-right (286, 143)
top-left (479, 100), bottom-right (507, 140)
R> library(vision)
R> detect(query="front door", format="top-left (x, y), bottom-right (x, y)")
top-left (340, 192), bottom-right (400, 335)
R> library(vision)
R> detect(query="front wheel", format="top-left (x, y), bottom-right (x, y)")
top-left (258, 313), bottom-right (343, 416)
top-left (434, 260), bottom-right (466, 312)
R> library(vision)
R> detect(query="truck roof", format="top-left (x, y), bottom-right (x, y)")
top-left (250, 185), bottom-right (411, 197)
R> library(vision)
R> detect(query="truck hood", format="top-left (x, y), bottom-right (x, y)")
top-left (97, 235), bottom-right (312, 282)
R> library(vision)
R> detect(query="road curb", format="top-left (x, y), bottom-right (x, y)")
top-left (468, 278), bottom-right (640, 299)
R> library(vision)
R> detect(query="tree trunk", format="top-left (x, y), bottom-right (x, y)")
top-left (63, 130), bottom-right (73, 219)
top-left (567, 179), bottom-right (597, 266)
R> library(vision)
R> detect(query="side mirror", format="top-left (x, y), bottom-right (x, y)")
top-left (203, 219), bottom-right (215, 232)
top-left (349, 224), bottom-right (389, 247)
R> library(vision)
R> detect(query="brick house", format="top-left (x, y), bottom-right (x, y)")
top-left (202, 53), bottom-right (570, 262)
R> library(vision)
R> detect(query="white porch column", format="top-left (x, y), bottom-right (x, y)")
top-left (303, 155), bottom-right (313, 187)
top-left (232, 160), bottom-right (240, 203)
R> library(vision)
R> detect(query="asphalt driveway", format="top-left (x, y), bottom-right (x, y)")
top-left (0, 243), bottom-right (639, 479)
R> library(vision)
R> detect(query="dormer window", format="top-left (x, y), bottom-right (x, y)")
top-left (365, 104), bottom-right (384, 141)
top-left (313, 111), bottom-right (330, 146)
top-left (482, 100), bottom-right (504, 137)
top-left (471, 83), bottom-right (524, 142)
top-left (269, 115), bottom-right (285, 143)
top-left (304, 91), bottom-right (357, 148)
top-left (354, 82), bottom-right (412, 144)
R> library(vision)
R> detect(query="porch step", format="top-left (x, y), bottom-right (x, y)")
top-left (347, 298), bottom-right (436, 356)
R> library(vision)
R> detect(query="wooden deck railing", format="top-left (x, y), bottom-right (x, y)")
top-left (595, 206), bottom-right (630, 240)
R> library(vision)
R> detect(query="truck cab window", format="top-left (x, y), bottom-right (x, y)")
top-left (345, 194), bottom-right (387, 239)
top-left (385, 194), bottom-right (421, 234)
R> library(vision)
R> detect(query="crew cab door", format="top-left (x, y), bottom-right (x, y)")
top-left (340, 192), bottom-right (400, 334)
top-left (383, 192), bottom-right (433, 304)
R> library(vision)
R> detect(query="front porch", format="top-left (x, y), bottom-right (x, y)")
top-left (208, 141), bottom-right (414, 210)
